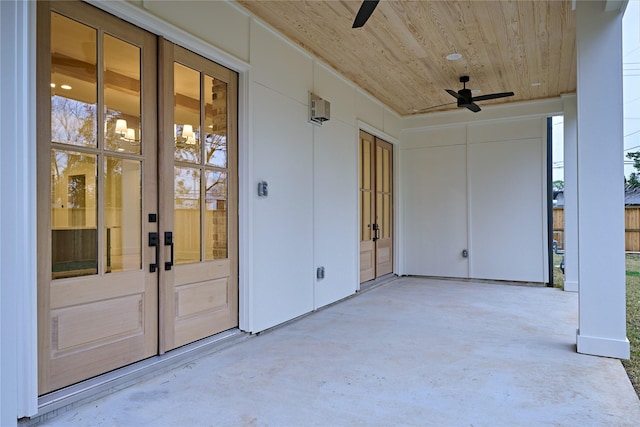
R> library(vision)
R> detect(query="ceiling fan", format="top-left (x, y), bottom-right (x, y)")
top-left (444, 76), bottom-right (514, 113)
top-left (352, 0), bottom-right (380, 28)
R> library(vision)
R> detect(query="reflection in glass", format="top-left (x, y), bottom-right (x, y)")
top-left (175, 166), bottom-right (201, 264)
top-left (104, 157), bottom-right (141, 272)
top-left (204, 75), bottom-right (227, 167)
top-left (383, 194), bottom-right (391, 239)
top-left (361, 191), bottom-right (371, 241)
top-left (51, 149), bottom-right (98, 279)
top-left (104, 34), bottom-right (141, 154)
top-left (174, 63), bottom-right (201, 163)
top-left (205, 171), bottom-right (228, 260)
top-left (50, 13), bottom-right (97, 147)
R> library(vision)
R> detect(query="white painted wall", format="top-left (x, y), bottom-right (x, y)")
top-left (401, 105), bottom-right (559, 283)
top-left (246, 19), bottom-right (392, 331)
top-left (129, 2), bottom-right (398, 332)
top-left (402, 126), bottom-right (468, 277)
top-left (142, 0), bottom-right (251, 63)
top-left (2, 0), bottom-right (598, 423)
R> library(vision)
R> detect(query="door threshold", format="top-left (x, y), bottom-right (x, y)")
top-left (25, 329), bottom-right (249, 425)
top-left (359, 273), bottom-right (397, 293)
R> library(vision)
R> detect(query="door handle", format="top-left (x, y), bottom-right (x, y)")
top-left (149, 232), bottom-right (159, 273)
top-left (164, 231), bottom-right (174, 271)
top-left (372, 223), bottom-right (380, 242)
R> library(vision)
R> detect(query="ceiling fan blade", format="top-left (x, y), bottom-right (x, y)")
top-left (352, 0), bottom-right (380, 28)
top-left (465, 103), bottom-right (481, 113)
top-left (445, 89), bottom-right (464, 100)
top-left (415, 101), bottom-right (457, 113)
top-left (472, 92), bottom-right (515, 102)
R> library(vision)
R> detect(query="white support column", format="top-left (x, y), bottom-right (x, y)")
top-left (575, 1), bottom-right (629, 358)
top-left (1, 1), bottom-right (38, 425)
top-left (562, 95), bottom-right (578, 293)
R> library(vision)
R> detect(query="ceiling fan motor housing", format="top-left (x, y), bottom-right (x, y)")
top-left (458, 88), bottom-right (473, 107)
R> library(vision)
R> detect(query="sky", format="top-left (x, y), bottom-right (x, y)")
top-left (552, 1), bottom-right (640, 182)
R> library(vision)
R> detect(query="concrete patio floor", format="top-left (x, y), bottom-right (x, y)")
top-left (31, 277), bottom-right (640, 426)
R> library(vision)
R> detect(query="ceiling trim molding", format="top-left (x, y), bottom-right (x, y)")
top-left (402, 97), bottom-right (564, 132)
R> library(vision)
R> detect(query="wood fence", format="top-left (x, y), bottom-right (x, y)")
top-left (553, 206), bottom-right (640, 252)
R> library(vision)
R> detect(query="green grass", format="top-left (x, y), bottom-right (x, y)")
top-left (552, 253), bottom-right (565, 289)
top-left (553, 254), bottom-right (640, 397)
top-left (624, 254), bottom-right (640, 397)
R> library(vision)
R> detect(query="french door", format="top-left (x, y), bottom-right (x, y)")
top-left (359, 131), bottom-right (393, 283)
top-left (37, 1), bottom-right (238, 394)
top-left (158, 41), bottom-right (238, 352)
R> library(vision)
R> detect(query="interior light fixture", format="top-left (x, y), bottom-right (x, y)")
top-left (50, 83), bottom-right (56, 88)
top-left (115, 119), bottom-right (128, 137)
top-left (446, 53), bottom-right (462, 61)
top-left (60, 84), bottom-right (72, 90)
top-left (114, 119), bottom-right (140, 145)
top-left (175, 123), bottom-right (197, 145)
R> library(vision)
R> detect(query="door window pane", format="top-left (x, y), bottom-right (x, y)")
top-left (383, 147), bottom-right (390, 193)
top-left (105, 157), bottom-right (141, 272)
top-left (175, 166), bottom-right (201, 263)
top-left (50, 13), bottom-right (97, 148)
top-left (361, 191), bottom-right (371, 240)
top-left (204, 75), bottom-right (227, 167)
top-left (205, 171), bottom-right (227, 260)
top-left (362, 141), bottom-right (371, 190)
top-left (383, 194), bottom-right (391, 239)
top-left (174, 63), bottom-right (201, 163)
top-left (104, 34), bottom-right (141, 154)
top-left (51, 149), bottom-right (98, 278)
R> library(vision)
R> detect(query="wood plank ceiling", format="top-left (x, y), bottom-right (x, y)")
top-left (236, 0), bottom-right (576, 116)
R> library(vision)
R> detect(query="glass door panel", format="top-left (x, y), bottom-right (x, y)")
top-left (174, 63), bottom-right (201, 163)
top-left (174, 166), bottom-right (201, 264)
top-left (104, 157), bottom-right (142, 272)
top-left (205, 170), bottom-right (228, 260)
top-left (204, 75), bottom-right (228, 168)
top-left (104, 34), bottom-right (141, 155)
top-left (50, 13), bottom-right (97, 148)
top-left (51, 149), bottom-right (98, 279)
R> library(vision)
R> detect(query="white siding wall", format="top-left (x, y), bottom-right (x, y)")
top-left (401, 105), bottom-right (559, 283)
top-left (402, 126), bottom-right (468, 277)
top-left (134, 2), bottom-right (399, 332)
top-left (0, 1), bottom-right (577, 422)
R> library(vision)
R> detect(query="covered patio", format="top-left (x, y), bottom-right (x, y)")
top-left (30, 277), bottom-right (640, 426)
